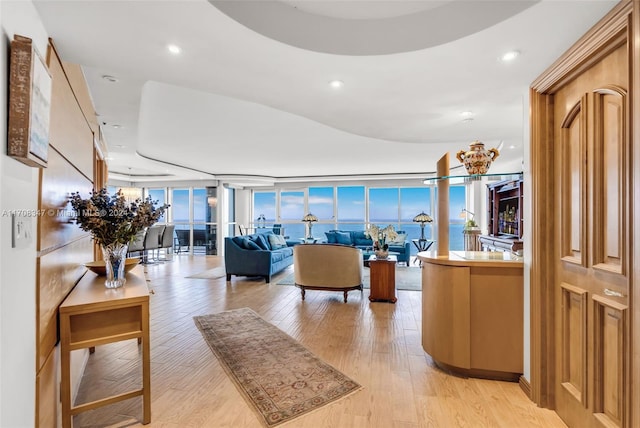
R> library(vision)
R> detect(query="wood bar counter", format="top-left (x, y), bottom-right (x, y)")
top-left (59, 266), bottom-right (151, 427)
top-left (418, 251), bottom-right (523, 381)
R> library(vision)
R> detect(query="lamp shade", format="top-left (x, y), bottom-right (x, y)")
top-left (302, 213), bottom-right (318, 222)
top-left (460, 208), bottom-right (475, 219)
top-left (412, 212), bottom-right (433, 224)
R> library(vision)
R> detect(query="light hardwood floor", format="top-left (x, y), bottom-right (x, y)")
top-left (72, 255), bottom-right (566, 428)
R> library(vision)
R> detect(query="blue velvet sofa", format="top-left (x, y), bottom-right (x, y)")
top-left (224, 231), bottom-right (296, 283)
top-left (325, 230), bottom-right (411, 265)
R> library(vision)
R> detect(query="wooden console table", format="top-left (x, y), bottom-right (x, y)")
top-left (368, 255), bottom-right (397, 303)
top-left (59, 266), bottom-right (151, 427)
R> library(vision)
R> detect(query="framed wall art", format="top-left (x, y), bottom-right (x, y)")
top-left (7, 35), bottom-right (52, 168)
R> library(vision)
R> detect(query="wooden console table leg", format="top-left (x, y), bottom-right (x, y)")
top-left (142, 303), bottom-right (151, 424)
top-left (60, 316), bottom-right (72, 428)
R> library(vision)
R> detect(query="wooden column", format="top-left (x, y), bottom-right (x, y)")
top-left (436, 153), bottom-right (449, 256)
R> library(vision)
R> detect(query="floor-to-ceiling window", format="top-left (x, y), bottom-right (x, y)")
top-left (192, 187), bottom-right (217, 254)
top-left (171, 188), bottom-right (190, 253)
top-left (279, 190), bottom-right (305, 238)
top-left (449, 186), bottom-right (466, 251)
top-left (308, 186), bottom-right (334, 238)
top-left (336, 186), bottom-right (365, 231)
top-left (254, 191), bottom-right (276, 224)
top-left (147, 188), bottom-right (166, 223)
top-left (251, 184), bottom-right (465, 251)
top-left (400, 187), bottom-right (432, 255)
top-left (369, 187), bottom-right (399, 226)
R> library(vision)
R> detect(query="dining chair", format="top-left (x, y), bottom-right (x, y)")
top-left (142, 225), bottom-right (163, 263)
top-left (157, 224), bottom-right (176, 261)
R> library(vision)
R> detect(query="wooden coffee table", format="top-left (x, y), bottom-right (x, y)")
top-left (367, 255), bottom-right (397, 303)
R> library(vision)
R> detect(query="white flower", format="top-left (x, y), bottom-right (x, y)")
top-left (365, 224), bottom-right (397, 248)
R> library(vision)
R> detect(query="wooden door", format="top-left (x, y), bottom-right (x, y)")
top-left (552, 42), bottom-right (630, 428)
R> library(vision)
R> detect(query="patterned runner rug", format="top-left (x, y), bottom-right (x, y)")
top-left (193, 308), bottom-right (362, 427)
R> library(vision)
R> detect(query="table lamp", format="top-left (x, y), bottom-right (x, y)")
top-left (460, 208), bottom-right (477, 228)
top-left (412, 212), bottom-right (433, 240)
top-left (302, 213), bottom-right (318, 239)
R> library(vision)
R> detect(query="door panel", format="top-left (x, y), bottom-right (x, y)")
top-left (593, 295), bottom-right (627, 427)
top-left (593, 89), bottom-right (625, 274)
top-left (560, 101), bottom-right (585, 266)
top-left (553, 44), bottom-right (629, 428)
top-left (560, 283), bottom-right (588, 404)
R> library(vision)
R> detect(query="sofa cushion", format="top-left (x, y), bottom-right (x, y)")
top-left (325, 231), bottom-right (338, 244)
top-left (268, 234), bottom-right (288, 249)
top-left (335, 231), bottom-right (352, 245)
top-left (252, 234), bottom-right (270, 250)
top-left (271, 247), bottom-right (293, 263)
top-left (244, 239), bottom-right (261, 250)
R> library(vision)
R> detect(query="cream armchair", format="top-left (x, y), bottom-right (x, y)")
top-left (293, 244), bottom-right (364, 303)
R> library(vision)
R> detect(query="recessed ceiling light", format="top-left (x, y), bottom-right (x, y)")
top-left (500, 50), bottom-right (520, 62)
top-left (460, 111), bottom-right (474, 118)
top-left (167, 44), bottom-right (182, 54)
top-left (329, 80), bottom-right (344, 89)
top-left (102, 75), bottom-right (119, 83)
top-left (509, 144), bottom-right (516, 149)
top-left (111, 124), bottom-right (123, 129)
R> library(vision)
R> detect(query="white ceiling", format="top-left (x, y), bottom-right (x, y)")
top-left (32, 0), bottom-right (617, 186)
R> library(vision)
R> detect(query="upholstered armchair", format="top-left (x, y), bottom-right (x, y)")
top-left (293, 244), bottom-right (363, 303)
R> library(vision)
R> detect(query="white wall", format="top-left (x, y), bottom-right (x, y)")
top-left (1, 2), bottom-right (49, 426)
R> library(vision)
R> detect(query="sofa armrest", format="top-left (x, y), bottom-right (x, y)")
top-left (224, 238), bottom-right (272, 274)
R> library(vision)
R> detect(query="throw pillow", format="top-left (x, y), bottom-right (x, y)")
top-left (389, 233), bottom-right (407, 245)
top-left (335, 231), bottom-right (352, 246)
top-left (268, 233), bottom-right (288, 249)
top-left (232, 236), bottom-right (246, 248)
top-left (252, 234), bottom-right (270, 250)
top-left (325, 231), bottom-right (338, 244)
top-left (244, 239), bottom-right (261, 250)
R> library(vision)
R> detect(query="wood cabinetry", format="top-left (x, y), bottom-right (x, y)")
top-left (419, 251), bottom-right (524, 380)
top-left (480, 177), bottom-right (523, 253)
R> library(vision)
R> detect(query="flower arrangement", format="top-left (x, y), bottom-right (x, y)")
top-left (69, 188), bottom-right (169, 247)
top-left (364, 224), bottom-right (398, 251)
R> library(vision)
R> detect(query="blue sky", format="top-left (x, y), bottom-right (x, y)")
top-left (253, 185), bottom-right (466, 223)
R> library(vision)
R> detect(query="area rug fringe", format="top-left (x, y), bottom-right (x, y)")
top-left (275, 385), bottom-right (364, 428)
top-left (194, 307), bottom-right (363, 427)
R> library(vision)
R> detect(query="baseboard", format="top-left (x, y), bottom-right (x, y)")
top-left (519, 375), bottom-right (532, 399)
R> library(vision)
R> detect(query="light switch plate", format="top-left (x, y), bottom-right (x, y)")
top-left (12, 214), bottom-right (33, 249)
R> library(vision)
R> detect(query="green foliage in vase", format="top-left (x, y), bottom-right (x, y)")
top-left (464, 219), bottom-right (478, 229)
top-left (69, 188), bottom-right (169, 247)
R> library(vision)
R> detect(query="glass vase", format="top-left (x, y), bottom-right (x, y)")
top-left (101, 243), bottom-right (129, 289)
